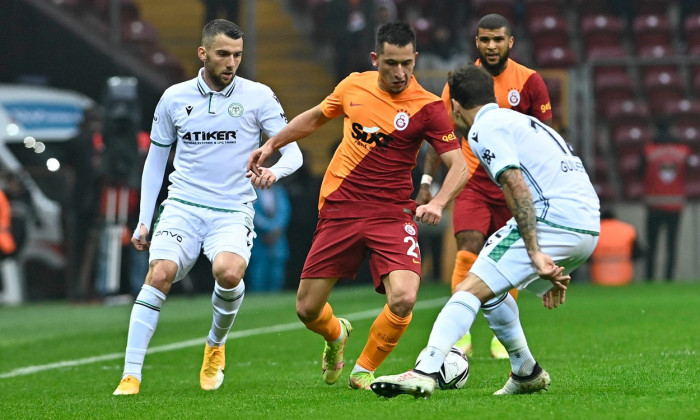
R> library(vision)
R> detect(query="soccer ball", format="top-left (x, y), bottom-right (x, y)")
top-left (415, 346), bottom-right (470, 390)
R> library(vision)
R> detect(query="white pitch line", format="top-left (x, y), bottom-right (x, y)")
top-left (0, 296), bottom-right (447, 379)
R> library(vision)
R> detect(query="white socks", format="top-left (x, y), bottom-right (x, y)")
top-left (123, 284), bottom-right (166, 381)
top-left (207, 280), bottom-right (245, 347)
top-left (482, 293), bottom-right (535, 376)
top-left (415, 291), bottom-right (481, 374)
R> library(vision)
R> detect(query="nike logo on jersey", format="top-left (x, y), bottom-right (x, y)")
top-left (350, 101), bottom-right (363, 107)
top-left (186, 105), bottom-right (193, 115)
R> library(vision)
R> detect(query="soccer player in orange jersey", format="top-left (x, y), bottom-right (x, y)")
top-left (248, 22), bottom-right (468, 390)
top-left (417, 14), bottom-right (552, 359)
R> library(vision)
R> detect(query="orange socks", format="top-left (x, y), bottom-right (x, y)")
top-left (451, 250), bottom-right (478, 293)
top-left (303, 302), bottom-right (342, 342)
top-left (356, 304), bottom-right (412, 372)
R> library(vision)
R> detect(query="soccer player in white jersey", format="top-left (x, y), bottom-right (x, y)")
top-left (113, 19), bottom-right (302, 395)
top-left (371, 63), bottom-right (600, 398)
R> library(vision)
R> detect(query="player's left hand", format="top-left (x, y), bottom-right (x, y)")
top-left (415, 202), bottom-right (442, 225)
top-left (531, 251), bottom-right (570, 309)
top-left (247, 167), bottom-right (277, 189)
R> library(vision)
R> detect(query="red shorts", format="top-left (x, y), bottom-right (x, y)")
top-left (301, 215), bottom-right (422, 293)
top-left (452, 186), bottom-right (511, 237)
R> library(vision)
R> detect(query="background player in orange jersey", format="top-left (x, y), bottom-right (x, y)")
top-left (248, 22), bottom-right (468, 390)
top-left (418, 14), bottom-right (552, 359)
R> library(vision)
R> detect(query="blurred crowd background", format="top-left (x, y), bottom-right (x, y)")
top-left (1, 0), bottom-right (700, 305)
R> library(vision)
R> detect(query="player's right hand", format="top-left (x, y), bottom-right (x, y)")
top-left (131, 223), bottom-right (150, 251)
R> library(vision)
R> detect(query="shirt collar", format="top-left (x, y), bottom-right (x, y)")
top-left (474, 103), bottom-right (499, 122)
top-left (196, 68), bottom-right (236, 97)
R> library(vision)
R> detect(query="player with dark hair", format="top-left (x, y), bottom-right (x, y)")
top-left (112, 19), bottom-right (303, 395)
top-left (372, 63), bottom-right (599, 398)
top-left (248, 21), bottom-right (468, 390)
top-left (417, 13), bottom-right (553, 359)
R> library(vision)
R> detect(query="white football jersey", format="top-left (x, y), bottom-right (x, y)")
top-left (467, 103), bottom-right (600, 234)
top-left (150, 69), bottom-right (289, 213)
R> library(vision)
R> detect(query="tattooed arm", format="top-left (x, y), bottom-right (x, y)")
top-left (499, 168), bottom-right (570, 309)
top-left (499, 168), bottom-right (539, 257)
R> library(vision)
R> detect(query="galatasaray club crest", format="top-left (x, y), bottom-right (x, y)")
top-left (394, 111), bottom-right (409, 131)
top-left (507, 89), bottom-right (521, 107)
top-left (404, 223), bottom-right (416, 236)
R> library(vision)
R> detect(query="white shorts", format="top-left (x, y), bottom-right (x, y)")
top-left (470, 220), bottom-right (599, 297)
top-left (148, 200), bottom-right (256, 282)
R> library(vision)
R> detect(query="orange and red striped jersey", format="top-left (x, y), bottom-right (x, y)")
top-left (319, 71), bottom-right (459, 219)
top-left (441, 58), bottom-right (552, 198)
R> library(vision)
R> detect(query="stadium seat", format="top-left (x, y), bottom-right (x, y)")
top-left (472, 0), bottom-right (516, 22)
top-left (523, 0), bottom-right (562, 24)
top-left (622, 179), bottom-right (644, 200)
top-left (121, 19), bottom-right (160, 56)
top-left (586, 43), bottom-right (628, 62)
top-left (605, 100), bottom-right (651, 127)
top-left (580, 14), bottom-right (624, 57)
top-left (528, 15), bottom-right (570, 51)
top-left (594, 72), bottom-right (637, 117)
top-left (636, 43), bottom-right (674, 58)
top-left (149, 49), bottom-right (186, 82)
top-left (633, 14), bottom-right (673, 53)
top-left (610, 123), bottom-right (654, 154)
top-left (632, 0), bottom-right (671, 15)
top-left (684, 14), bottom-right (700, 52)
top-left (574, 0), bottom-right (612, 21)
top-left (641, 69), bottom-right (686, 118)
top-left (535, 46), bottom-right (578, 69)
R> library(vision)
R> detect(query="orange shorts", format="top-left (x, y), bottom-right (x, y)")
top-left (301, 215), bottom-right (421, 293)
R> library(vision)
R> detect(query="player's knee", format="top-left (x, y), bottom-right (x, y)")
top-left (295, 300), bottom-right (320, 323)
top-left (387, 291), bottom-right (416, 317)
top-left (215, 268), bottom-right (243, 289)
top-left (145, 261), bottom-right (176, 294)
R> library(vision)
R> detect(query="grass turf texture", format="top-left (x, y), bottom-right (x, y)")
top-left (1, 282), bottom-right (698, 419)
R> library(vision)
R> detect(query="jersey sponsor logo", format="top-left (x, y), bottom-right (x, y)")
top-left (394, 111), bottom-right (410, 131)
top-left (153, 229), bottom-right (183, 242)
top-left (507, 89), bottom-right (521, 107)
top-left (228, 102), bottom-right (244, 117)
top-left (280, 112), bottom-right (288, 123)
top-left (442, 132), bottom-right (457, 142)
top-left (185, 105), bottom-right (193, 115)
top-left (540, 102), bottom-right (551, 114)
top-left (561, 157), bottom-right (586, 173)
top-left (350, 101), bottom-right (363, 107)
top-left (470, 132), bottom-right (478, 142)
top-left (481, 149), bottom-right (495, 164)
top-left (153, 114), bottom-right (159, 123)
top-left (182, 131), bottom-right (237, 141)
top-left (351, 122), bottom-right (393, 150)
top-left (404, 222), bottom-right (416, 236)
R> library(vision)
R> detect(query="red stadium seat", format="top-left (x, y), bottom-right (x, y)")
top-left (632, 0), bottom-right (671, 15)
top-left (575, 0), bottom-right (613, 21)
top-left (472, 0), bottom-right (516, 22)
top-left (636, 43), bottom-right (675, 58)
top-left (605, 100), bottom-right (651, 127)
top-left (684, 14), bottom-right (700, 52)
top-left (641, 70), bottom-right (686, 117)
top-left (580, 14), bottom-right (624, 57)
top-left (633, 14), bottom-right (673, 53)
top-left (610, 123), bottom-right (654, 154)
top-left (594, 72), bottom-right (637, 117)
top-left (535, 46), bottom-right (578, 69)
top-left (523, 0), bottom-right (562, 24)
top-left (586, 43), bottom-right (628, 61)
top-left (528, 15), bottom-right (570, 50)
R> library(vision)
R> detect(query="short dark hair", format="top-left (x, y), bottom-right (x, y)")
top-left (202, 19), bottom-right (244, 47)
top-left (448, 64), bottom-right (496, 109)
top-left (477, 13), bottom-right (512, 36)
top-left (375, 21), bottom-right (416, 54)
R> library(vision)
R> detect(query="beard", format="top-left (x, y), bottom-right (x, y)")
top-left (478, 50), bottom-right (510, 76)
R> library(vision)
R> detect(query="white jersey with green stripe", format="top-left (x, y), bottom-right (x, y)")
top-left (467, 103), bottom-right (600, 234)
top-left (147, 69), bottom-right (296, 216)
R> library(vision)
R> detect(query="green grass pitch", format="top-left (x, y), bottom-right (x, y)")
top-left (1, 281), bottom-right (698, 419)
